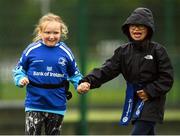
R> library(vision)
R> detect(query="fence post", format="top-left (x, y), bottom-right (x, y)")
top-left (77, 0), bottom-right (88, 134)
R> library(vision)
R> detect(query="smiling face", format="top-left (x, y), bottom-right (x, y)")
top-left (129, 24), bottom-right (148, 41)
top-left (40, 21), bottom-right (61, 47)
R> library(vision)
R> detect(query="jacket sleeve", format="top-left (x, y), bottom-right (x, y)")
top-left (144, 46), bottom-right (174, 98)
top-left (80, 48), bottom-right (122, 89)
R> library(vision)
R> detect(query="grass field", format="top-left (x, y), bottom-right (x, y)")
top-left (64, 108), bottom-right (180, 122)
top-left (1, 60), bottom-right (180, 124)
top-left (1, 81), bottom-right (180, 108)
top-left (1, 58), bottom-right (180, 106)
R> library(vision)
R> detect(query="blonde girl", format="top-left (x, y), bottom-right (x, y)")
top-left (12, 13), bottom-right (82, 135)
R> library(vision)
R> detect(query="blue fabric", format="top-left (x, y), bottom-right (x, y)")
top-left (119, 82), bottom-right (144, 125)
top-left (25, 107), bottom-right (66, 115)
top-left (68, 72), bottom-right (83, 89)
top-left (133, 100), bottom-right (144, 119)
top-left (12, 65), bottom-right (27, 87)
top-left (12, 40), bottom-right (82, 112)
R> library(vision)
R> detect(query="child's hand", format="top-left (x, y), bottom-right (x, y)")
top-left (137, 89), bottom-right (149, 101)
top-left (77, 82), bottom-right (90, 94)
top-left (19, 77), bottom-right (29, 87)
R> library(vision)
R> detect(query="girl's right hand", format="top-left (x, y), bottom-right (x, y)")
top-left (19, 77), bottom-right (29, 87)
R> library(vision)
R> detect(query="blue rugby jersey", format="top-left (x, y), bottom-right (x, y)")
top-left (13, 40), bottom-right (82, 111)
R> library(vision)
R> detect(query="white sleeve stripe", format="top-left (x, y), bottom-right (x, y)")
top-left (61, 43), bottom-right (74, 57)
top-left (59, 46), bottom-right (74, 61)
top-left (25, 43), bottom-right (42, 56)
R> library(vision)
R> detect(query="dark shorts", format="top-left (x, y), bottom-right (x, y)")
top-left (25, 111), bottom-right (64, 135)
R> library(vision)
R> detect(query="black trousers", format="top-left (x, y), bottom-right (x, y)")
top-left (131, 120), bottom-right (156, 135)
top-left (25, 111), bottom-right (64, 135)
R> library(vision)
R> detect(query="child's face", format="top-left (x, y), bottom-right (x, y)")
top-left (129, 25), bottom-right (148, 41)
top-left (40, 21), bottom-right (61, 46)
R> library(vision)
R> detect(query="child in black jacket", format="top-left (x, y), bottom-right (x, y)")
top-left (77, 7), bottom-right (174, 135)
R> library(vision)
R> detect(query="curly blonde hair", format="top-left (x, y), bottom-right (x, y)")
top-left (33, 13), bottom-right (68, 42)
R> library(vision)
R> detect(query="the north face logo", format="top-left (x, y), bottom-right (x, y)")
top-left (144, 55), bottom-right (153, 60)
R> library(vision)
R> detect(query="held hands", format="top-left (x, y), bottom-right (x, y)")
top-left (77, 82), bottom-right (91, 94)
top-left (137, 89), bottom-right (149, 101)
top-left (19, 77), bottom-right (29, 87)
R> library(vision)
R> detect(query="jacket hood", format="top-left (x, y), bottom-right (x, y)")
top-left (122, 7), bottom-right (155, 40)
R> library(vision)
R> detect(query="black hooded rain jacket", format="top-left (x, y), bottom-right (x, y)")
top-left (80, 7), bottom-right (174, 123)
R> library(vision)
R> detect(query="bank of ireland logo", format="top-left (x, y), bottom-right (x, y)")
top-left (47, 66), bottom-right (52, 71)
top-left (58, 57), bottom-right (66, 66)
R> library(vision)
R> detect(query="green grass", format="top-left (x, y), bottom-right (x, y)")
top-left (0, 78), bottom-right (126, 106)
top-left (1, 80), bottom-right (180, 123)
top-left (64, 109), bottom-right (180, 122)
top-left (0, 58), bottom-right (180, 109)
top-left (1, 78), bottom-right (180, 107)
top-left (0, 83), bottom-right (26, 100)
top-left (1, 58), bottom-right (180, 103)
